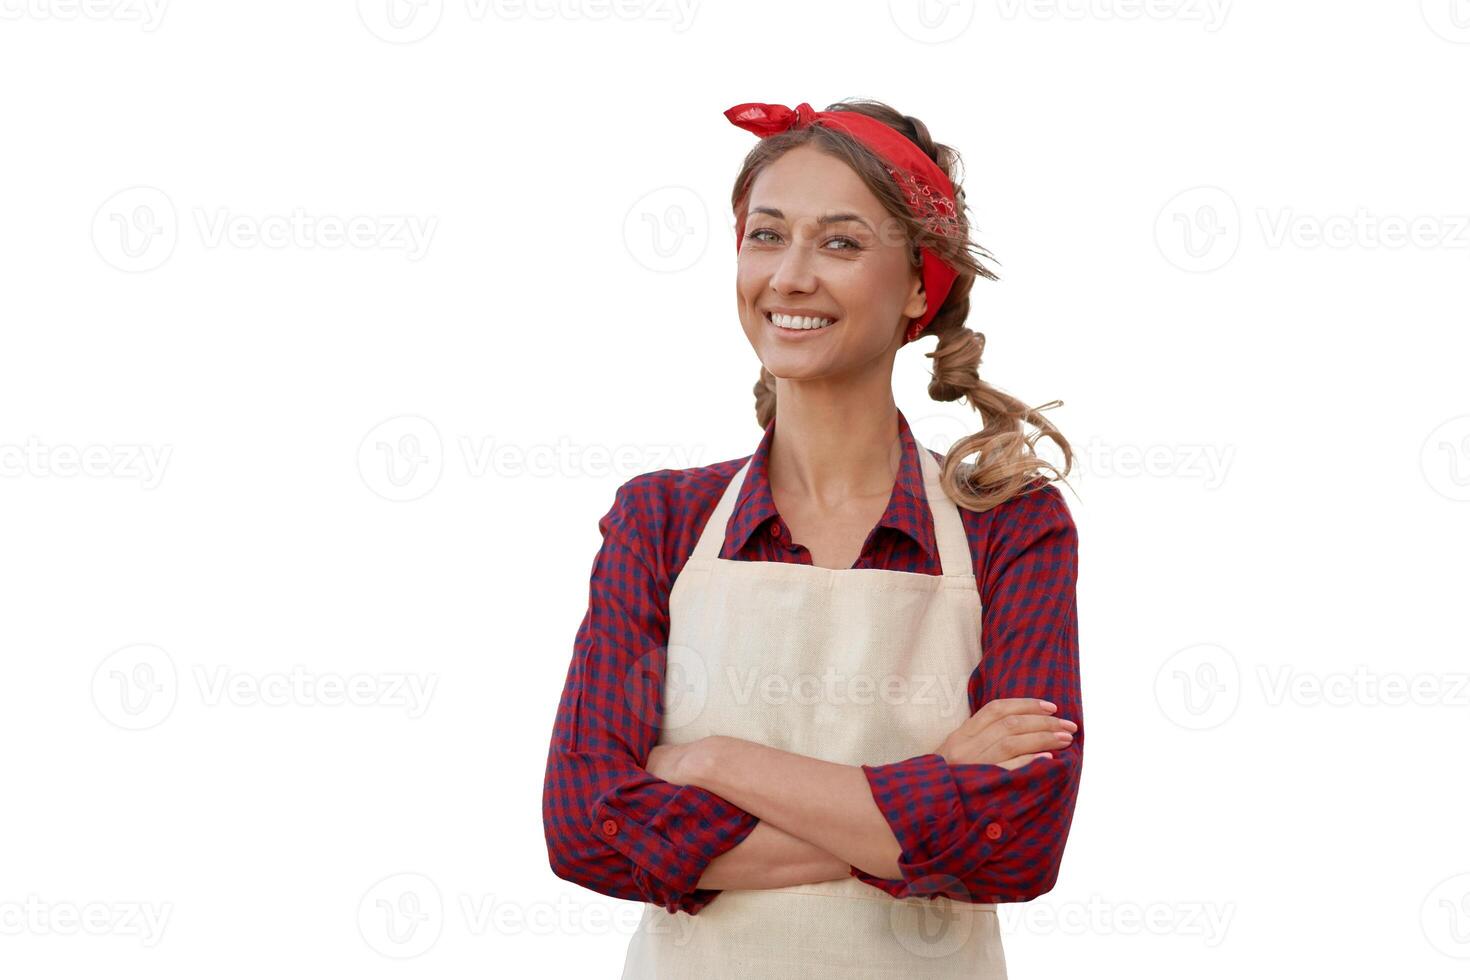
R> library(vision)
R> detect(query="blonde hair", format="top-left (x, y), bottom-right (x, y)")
top-left (733, 98), bottom-right (1074, 511)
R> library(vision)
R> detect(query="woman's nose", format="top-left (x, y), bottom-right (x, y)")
top-left (770, 243), bottom-right (818, 292)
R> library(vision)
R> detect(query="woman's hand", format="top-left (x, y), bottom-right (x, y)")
top-left (935, 697), bottom-right (1077, 771)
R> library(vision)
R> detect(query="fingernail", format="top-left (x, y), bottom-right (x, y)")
top-left (1039, 700), bottom-right (1057, 711)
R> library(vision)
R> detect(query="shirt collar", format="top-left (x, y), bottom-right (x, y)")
top-left (723, 407), bottom-right (938, 561)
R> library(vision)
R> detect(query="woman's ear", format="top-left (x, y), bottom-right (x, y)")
top-left (904, 276), bottom-right (928, 321)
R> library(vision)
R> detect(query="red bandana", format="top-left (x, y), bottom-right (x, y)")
top-left (724, 101), bottom-right (962, 344)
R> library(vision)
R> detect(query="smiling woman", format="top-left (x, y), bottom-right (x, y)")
top-left (727, 99), bottom-right (1070, 509)
top-left (542, 99), bottom-right (1083, 980)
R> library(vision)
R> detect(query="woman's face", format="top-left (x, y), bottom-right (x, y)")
top-left (736, 144), bottom-right (928, 381)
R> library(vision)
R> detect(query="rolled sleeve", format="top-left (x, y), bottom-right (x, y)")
top-left (851, 480), bottom-right (1084, 902)
top-left (543, 475), bottom-right (759, 915)
top-left (851, 751), bottom-right (1077, 901)
top-left (592, 779), bottom-right (759, 912)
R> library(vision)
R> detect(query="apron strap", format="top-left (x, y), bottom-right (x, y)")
top-left (916, 445), bottom-right (974, 579)
top-left (690, 458), bottom-right (752, 561)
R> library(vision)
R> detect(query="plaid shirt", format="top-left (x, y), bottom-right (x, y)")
top-left (542, 408), bottom-right (1083, 914)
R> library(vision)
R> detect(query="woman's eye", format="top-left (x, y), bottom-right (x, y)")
top-left (744, 229), bottom-right (860, 251)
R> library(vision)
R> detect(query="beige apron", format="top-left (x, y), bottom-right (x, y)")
top-left (620, 445), bottom-right (1006, 980)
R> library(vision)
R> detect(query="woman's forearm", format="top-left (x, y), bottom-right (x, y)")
top-left (690, 736), bottom-right (904, 880)
top-left (695, 819), bottom-right (851, 891)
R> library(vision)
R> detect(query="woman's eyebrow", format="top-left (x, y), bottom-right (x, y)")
top-left (749, 206), bottom-right (874, 232)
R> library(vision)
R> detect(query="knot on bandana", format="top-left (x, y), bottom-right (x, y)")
top-left (724, 101), bottom-right (818, 137)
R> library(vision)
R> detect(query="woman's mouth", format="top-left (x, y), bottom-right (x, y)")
top-left (766, 311), bottom-right (838, 333)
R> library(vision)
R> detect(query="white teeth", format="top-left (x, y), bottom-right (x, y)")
top-left (769, 312), bottom-right (835, 330)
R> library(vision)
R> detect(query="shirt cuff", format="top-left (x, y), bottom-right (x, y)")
top-left (592, 782), bottom-right (759, 914)
top-left (849, 752), bottom-right (1009, 900)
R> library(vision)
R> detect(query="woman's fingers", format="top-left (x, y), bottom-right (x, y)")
top-left (995, 752), bottom-right (1053, 771)
top-left (996, 726), bottom-right (1074, 758)
top-left (937, 698), bottom-right (1078, 767)
top-left (975, 711), bottom-right (1075, 757)
top-left (939, 715), bottom-right (1076, 766)
top-left (955, 697), bottom-right (1058, 737)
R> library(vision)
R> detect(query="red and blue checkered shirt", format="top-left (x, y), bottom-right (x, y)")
top-left (542, 408), bottom-right (1083, 915)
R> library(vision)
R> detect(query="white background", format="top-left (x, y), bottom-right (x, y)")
top-left (2, 0), bottom-right (1468, 976)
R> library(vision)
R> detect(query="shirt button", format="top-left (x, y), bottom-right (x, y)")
top-left (601, 819), bottom-right (618, 836)
top-left (768, 523), bottom-right (781, 537)
top-left (984, 822), bottom-right (1002, 841)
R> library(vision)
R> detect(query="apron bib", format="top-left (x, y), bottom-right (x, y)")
top-left (620, 445), bottom-right (1006, 979)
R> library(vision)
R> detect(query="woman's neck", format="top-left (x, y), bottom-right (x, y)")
top-left (766, 384), bottom-right (902, 507)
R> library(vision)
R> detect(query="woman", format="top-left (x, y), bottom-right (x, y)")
top-left (542, 99), bottom-right (1083, 978)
